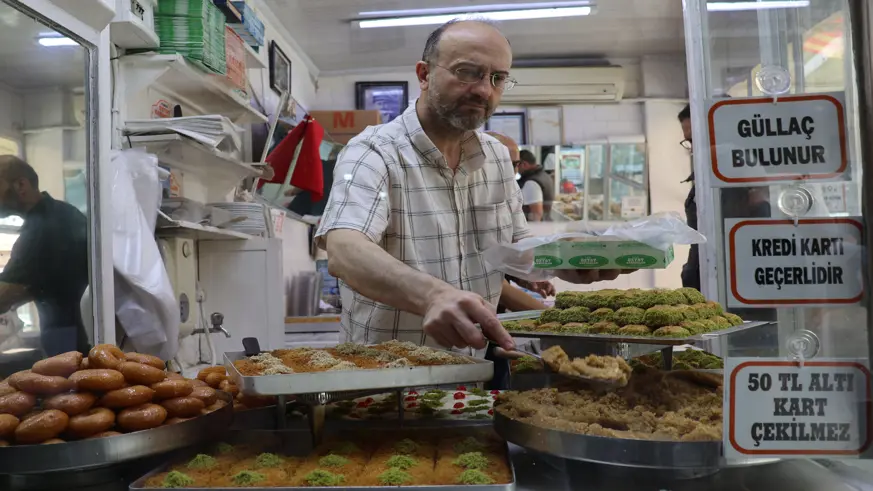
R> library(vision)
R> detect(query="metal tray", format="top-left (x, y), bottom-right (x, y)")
top-left (509, 321), bottom-right (772, 346)
top-left (225, 351), bottom-right (493, 396)
top-left (493, 411), bottom-right (721, 469)
top-left (129, 426), bottom-right (516, 491)
top-left (0, 392), bottom-right (233, 475)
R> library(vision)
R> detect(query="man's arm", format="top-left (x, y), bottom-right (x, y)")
top-left (499, 279), bottom-right (545, 312)
top-left (0, 282), bottom-right (31, 314)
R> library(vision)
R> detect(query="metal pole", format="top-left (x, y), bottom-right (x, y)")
top-left (847, 0), bottom-right (873, 460)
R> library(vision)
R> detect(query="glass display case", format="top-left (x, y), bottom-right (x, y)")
top-left (551, 140), bottom-right (648, 222)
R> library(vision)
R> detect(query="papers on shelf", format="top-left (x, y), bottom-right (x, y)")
top-left (125, 115), bottom-right (242, 153)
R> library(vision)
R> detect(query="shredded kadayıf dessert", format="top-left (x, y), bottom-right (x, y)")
top-left (495, 366), bottom-right (723, 442)
top-left (540, 346), bottom-right (632, 387)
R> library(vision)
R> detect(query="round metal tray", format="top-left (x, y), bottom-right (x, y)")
top-left (0, 392), bottom-right (233, 474)
top-left (494, 411), bottom-right (722, 469)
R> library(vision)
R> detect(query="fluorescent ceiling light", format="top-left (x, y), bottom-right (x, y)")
top-left (359, 2), bottom-right (593, 17)
top-left (707, 1), bottom-right (810, 11)
top-left (38, 36), bottom-right (78, 47)
top-left (2, 348), bottom-right (35, 355)
top-left (358, 6), bottom-right (592, 28)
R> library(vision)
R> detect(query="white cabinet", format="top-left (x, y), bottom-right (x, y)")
top-left (197, 238), bottom-right (284, 356)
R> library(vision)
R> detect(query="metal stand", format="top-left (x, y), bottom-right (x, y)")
top-left (660, 346), bottom-right (673, 371)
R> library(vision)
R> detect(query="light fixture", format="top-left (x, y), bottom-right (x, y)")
top-left (357, 2), bottom-right (593, 29)
top-left (707, 1), bottom-right (810, 11)
top-left (2, 348), bottom-right (35, 355)
top-left (38, 36), bottom-right (78, 47)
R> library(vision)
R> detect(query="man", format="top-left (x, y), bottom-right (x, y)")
top-left (316, 20), bottom-right (624, 351)
top-left (0, 156), bottom-right (90, 356)
top-left (517, 149), bottom-right (554, 222)
top-left (678, 106), bottom-right (775, 322)
top-left (484, 131), bottom-right (555, 312)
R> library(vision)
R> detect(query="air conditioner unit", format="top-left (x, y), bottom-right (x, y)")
top-left (502, 66), bottom-right (626, 104)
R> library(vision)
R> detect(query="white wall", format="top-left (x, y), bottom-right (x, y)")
top-left (562, 103), bottom-right (644, 143)
top-left (0, 86), bottom-right (24, 147)
top-left (247, 0), bottom-right (319, 115)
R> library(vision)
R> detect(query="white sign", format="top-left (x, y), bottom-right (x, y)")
top-left (620, 196), bottom-right (647, 219)
top-left (725, 359), bottom-right (870, 458)
top-left (707, 94), bottom-right (847, 186)
top-left (725, 218), bottom-right (863, 307)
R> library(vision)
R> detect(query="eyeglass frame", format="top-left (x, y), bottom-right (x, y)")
top-left (680, 139), bottom-right (692, 150)
top-left (434, 64), bottom-right (517, 91)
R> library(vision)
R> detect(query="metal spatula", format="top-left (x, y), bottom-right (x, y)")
top-left (493, 346), bottom-right (628, 389)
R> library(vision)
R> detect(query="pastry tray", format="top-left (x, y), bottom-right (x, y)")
top-left (0, 392), bottom-right (233, 474)
top-left (129, 426), bottom-right (516, 491)
top-left (225, 351), bottom-right (493, 396)
top-left (494, 411), bottom-right (721, 469)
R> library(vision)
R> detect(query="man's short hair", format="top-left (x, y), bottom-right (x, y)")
top-left (421, 18), bottom-right (508, 66)
top-left (678, 104), bottom-right (691, 122)
top-left (519, 149), bottom-right (537, 165)
top-left (0, 155), bottom-right (38, 188)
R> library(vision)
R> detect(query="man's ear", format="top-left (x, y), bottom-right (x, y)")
top-left (415, 61), bottom-right (430, 91)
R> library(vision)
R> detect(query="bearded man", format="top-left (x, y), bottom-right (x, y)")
top-left (315, 20), bottom-right (624, 352)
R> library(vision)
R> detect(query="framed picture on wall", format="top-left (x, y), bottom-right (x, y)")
top-left (485, 111), bottom-right (527, 144)
top-left (355, 82), bottom-right (409, 123)
top-left (269, 41), bottom-right (291, 94)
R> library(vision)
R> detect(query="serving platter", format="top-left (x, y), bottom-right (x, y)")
top-left (224, 351), bottom-right (493, 397)
top-left (0, 392), bottom-right (233, 475)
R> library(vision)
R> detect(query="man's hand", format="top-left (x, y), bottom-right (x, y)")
top-left (555, 269), bottom-right (635, 284)
top-left (512, 278), bottom-right (556, 298)
top-left (422, 289), bottom-right (515, 351)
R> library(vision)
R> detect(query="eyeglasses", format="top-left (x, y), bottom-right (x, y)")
top-left (680, 139), bottom-right (692, 150)
top-left (436, 65), bottom-right (517, 91)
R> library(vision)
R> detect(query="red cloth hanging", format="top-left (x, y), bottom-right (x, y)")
top-left (259, 115), bottom-right (325, 201)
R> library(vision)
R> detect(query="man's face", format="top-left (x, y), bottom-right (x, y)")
top-left (0, 178), bottom-right (23, 218)
top-left (681, 118), bottom-right (693, 149)
top-left (420, 23), bottom-right (512, 131)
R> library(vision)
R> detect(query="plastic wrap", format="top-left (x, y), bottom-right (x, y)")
top-left (110, 149), bottom-right (179, 359)
top-left (484, 212), bottom-right (706, 281)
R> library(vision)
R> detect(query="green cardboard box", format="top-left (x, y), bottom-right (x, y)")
top-left (533, 238), bottom-right (675, 270)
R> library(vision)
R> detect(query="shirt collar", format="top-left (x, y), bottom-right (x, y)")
top-left (401, 100), bottom-right (486, 173)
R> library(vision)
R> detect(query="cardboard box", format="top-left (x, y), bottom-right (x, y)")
top-left (309, 110), bottom-right (382, 144)
top-left (533, 238), bottom-right (675, 270)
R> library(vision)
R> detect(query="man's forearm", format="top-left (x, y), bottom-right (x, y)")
top-left (527, 202), bottom-right (543, 222)
top-left (0, 282), bottom-right (30, 314)
top-left (500, 279), bottom-right (545, 312)
top-left (325, 229), bottom-right (452, 316)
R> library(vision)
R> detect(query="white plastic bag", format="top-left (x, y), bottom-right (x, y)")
top-left (483, 212), bottom-right (707, 281)
top-left (110, 149), bottom-right (179, 359)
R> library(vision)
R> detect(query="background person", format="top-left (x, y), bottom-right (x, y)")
top-left (0, 155), bottom-right (89, 356)
top-left (517, 149), bottom-right (554, 222)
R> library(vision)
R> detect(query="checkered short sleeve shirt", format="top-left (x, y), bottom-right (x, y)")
top-left (315, 104), bottom-right (531, 347)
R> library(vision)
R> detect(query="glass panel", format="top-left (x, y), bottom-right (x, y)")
top-left (586, 145), bottom-right (606, 221)
top-left (608, 179), bottom-right (647, 220)
top-left (554, 146), bottom-right (584, 220)
top-left (609, 143), bottom-right (646, 185)
top-left (0, 2), bottom-right (92, 375)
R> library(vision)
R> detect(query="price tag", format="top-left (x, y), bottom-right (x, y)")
top-left (725, 218), bottom-right (863, 307)
top-left (620, 196), bottom-right (647, 219)
top-left (819, 182), bottom-right (848, 214)
top-left (706, 94), bottom-right (847, 185)
top-left (725, 359), bottom-right (871, 458)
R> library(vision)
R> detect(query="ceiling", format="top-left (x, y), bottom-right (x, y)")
top-left (263, 0), bottom-right (686, 73)
top-left (0, 2), bottom-right (86, 91)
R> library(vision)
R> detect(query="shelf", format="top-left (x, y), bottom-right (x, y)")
top-left (244, 44), bottom-right (266, 70)
top-left (121, 53), bottom-right (268, 124)
top-left (156, 216), bottom-right (252, 241)
top-left (126, 134), bottom-right (262, 182)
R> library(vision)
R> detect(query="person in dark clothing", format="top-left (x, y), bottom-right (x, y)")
top-left (516, 149), bottom-right (555, 221)
top-left (0, 156), bottom-right (90, 356)
top-left (677, 106), bottom-right (776, 322)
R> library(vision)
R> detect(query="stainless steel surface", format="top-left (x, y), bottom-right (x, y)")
top-left (494, 412), bottom-right (722, 469)
top-left (536, 336), bottom-right (667, 360)
top-left (129, 426), bottom-right (516, 491)
top-left (498, 310), bottom-right (545, 322)
top-left (509, 321), bottom-right (771, 346)
top-left (0, 392), bottom-right (233, 475)
top-left (287, 272), bottom-right (324, 317)
top-left (225, 351), bottom-right (494, 396)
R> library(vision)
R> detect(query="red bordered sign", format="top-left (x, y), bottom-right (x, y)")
top-left (726, 360), bottom-right (871, 458)
top-left (707, 94), bottom-right (848, 185)
top-left (725, 218), bottom-right (863, 307)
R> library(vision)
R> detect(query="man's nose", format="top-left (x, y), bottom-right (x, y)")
top-left (470, 76), bottom-right (493, 99)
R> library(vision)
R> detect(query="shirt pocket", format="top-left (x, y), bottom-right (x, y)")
top-left (469, 201), bottom-right (513, 251)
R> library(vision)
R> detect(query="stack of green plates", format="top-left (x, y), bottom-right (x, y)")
top-left (155, 0), bottom-right (227, 75)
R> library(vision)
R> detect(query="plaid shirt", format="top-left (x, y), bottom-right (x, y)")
top-left (315, 104), bottom-right (530, 347)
